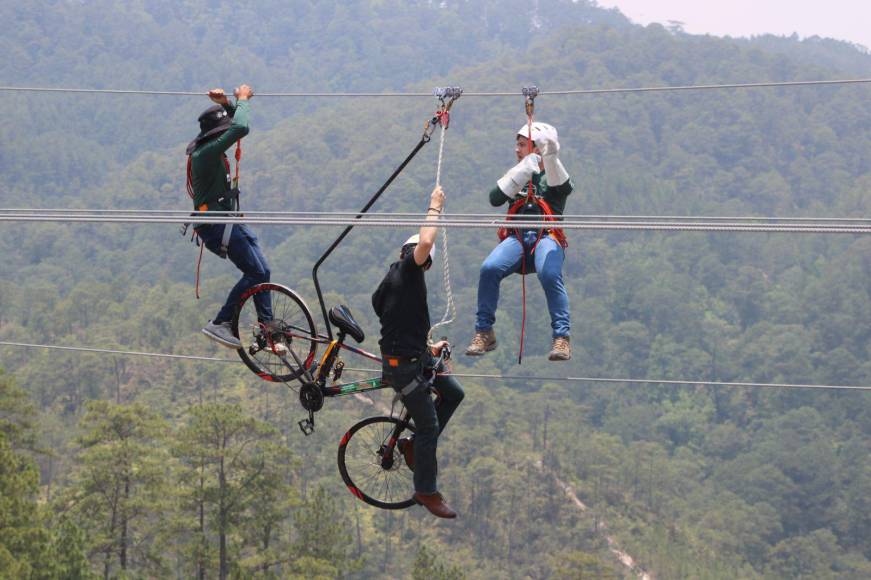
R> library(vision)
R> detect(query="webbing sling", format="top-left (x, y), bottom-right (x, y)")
top-left (218, 140), bottom-right (243, 258)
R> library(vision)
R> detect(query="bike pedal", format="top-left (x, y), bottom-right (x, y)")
top-left (298, 418), bottom-right (315, 436)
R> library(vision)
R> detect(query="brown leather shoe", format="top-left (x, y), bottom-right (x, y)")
top-left (397, 437), bottom-right (414, 472)
top-left (414, 491), bottom-right (457, 519)
top-left (465, 329), bottom-right (496, 356)
top-left (548, 336), bottom-right (571, 361)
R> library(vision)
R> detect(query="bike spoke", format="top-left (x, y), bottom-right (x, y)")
top-left (339, 417), bottom-right (415, 509)
top-left (235, 284), bottom-right (317, 382)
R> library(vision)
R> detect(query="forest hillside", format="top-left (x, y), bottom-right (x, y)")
top-left (1, 1), bottom-right (870, 578)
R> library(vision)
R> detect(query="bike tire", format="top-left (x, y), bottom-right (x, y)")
top-left (337, 416), bottom-right (416, 510)
top-left (232, 283), bottom-right (318, 383)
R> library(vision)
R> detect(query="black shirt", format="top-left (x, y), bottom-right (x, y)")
top-left (372, 254), bottom-right (430, 356)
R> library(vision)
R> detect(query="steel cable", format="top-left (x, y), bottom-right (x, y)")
top-left (2, 212), bottom-right (871, 233)
top-left (1, 341), bottom-right (868, 391)
top-left (4, 208), bottom-right (870, 223)
top-left (2, 77), bottom-right (871, 98)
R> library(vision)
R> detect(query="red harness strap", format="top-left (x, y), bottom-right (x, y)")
top-left (186, 156), bottom-right (194, 199)
top-left (497, 196), bottom-right (568, 248)
top-left (232, 140), bottom-right (241, 187)
top-left (516, 109), bottom-right (536, 364)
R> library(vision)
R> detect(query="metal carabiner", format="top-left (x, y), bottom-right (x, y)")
top-left (523, 85), bottom-right (539, 117)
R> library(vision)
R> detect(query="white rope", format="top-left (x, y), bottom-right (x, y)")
top-left (429, 119), bottom-right (457, 340)
top-left (2, 341), bottom-right (869, 391)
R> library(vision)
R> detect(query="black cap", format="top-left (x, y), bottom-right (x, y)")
top-left (186, 105), bottom-right (233, 154)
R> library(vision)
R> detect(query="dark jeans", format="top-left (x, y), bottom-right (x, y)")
top-left (382, 353), bottom-right (465, 494)
top-left (196, 224), bottom-right (273, 324)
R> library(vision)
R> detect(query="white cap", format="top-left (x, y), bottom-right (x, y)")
top-left (516, 121), bottom-right (558, 145)
top-left (402, 234), bottom-right (437, 261)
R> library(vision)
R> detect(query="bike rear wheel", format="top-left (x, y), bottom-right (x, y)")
top-left (337, 416), bottom-right (416, 510)
top-left (232, 283), bottom-right (318, 382)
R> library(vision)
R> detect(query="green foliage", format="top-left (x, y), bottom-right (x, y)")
top-left (173, 402), bottom-right (294, 579)
top-left (285, 486), bottom-right (362, 577)
top-left (412, 544), bottom-right (466, 580)
top-left (60, 401), bottom-right (172, 577)
top-left (0, 370), bottom-right (37, 449)
top-left (1, 1), bottom-right (871, 578)
top-left (0, 432), bottom-right (46, 579)
top-left (550, 550), bottom-right (617, 579)
top-left (0, 373), bottom-right (50, 579)
top-left (38, 517), bottom-right (97, 580)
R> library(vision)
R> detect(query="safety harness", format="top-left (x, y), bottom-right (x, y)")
top-left (184, 139), bottom-right (242, 298)
top-left (497, 195), bottom-right (568, 249)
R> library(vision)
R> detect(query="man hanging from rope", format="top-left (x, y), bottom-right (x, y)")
top-left (372, 185), bottom-right (465, 519)
top-left (465, 122), bottom-right (574, 361)
top-left (187, 84), bottom-right (273, 348)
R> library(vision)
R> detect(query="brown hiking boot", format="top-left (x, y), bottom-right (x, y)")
top-left (397, 437), bottom-right (414, 472)
top-left (414, 491), bottom-right (457, 519)
top-left (548, 336), bottom-right (571, 361)
top-left (465, 329), bottom-right (496, 356)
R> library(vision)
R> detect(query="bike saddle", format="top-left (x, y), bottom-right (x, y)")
top-left (329, 305), bottom-right (365, 343)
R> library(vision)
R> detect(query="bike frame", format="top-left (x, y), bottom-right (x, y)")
top-left (285, 326), bottom-right (448, 435)
top-left (286, 329), bottom-right (390, 435)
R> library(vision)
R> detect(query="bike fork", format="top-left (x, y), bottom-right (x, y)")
top-left (381, 417), bottom-right (411, 469)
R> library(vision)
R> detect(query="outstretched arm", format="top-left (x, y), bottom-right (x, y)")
top-left (414, 185), bottom-right (444, 266)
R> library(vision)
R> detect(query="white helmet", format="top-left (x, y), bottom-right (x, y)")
top-left (402, 233), bottom-right (437, 262)
top-left (516, 121), bottom-right (558, 145)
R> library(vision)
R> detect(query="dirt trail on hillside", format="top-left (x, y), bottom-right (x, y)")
top-left (540, 460), bottom-right (652, 579)
top-left (353, 392), bottom-right (653, 578)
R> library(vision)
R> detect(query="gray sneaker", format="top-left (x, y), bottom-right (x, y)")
top-left (202, 320), bottom-right (241, 349)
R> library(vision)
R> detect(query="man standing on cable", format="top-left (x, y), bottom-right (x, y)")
top-left (372, 185), bottom-right (465, 519)
top-left (465, 122), bottom-right (574, 361)
top-left (187, 84), bottom-right (273, 348)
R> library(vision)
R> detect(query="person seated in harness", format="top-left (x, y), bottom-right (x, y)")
top-left (186, 84), bottom-right (273, 348)
top-left (465, 122), bottom-right (574, 361)
top-left (372, 185), bottom-right (465, 519)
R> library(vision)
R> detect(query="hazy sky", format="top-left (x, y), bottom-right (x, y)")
top-left (595, 1), bottom-right (871, 50)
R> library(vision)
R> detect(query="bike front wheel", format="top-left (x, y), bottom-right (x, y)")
top-left (232, 283), bottom-right (318, 383)
top-left (337, 416), bottom-right (416, 510)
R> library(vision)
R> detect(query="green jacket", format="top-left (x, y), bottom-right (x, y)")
top-left (189, 100), bottom-right (250, 211)
top-left (488, 171), bottom-right (574, 215)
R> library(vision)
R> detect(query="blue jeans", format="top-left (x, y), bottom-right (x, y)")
top-left (475, 231), bottom-right (570, 338)
top-left (196, 224), bottom-right (273, 324)
top-left (383, 355), bottom-right (465, 494)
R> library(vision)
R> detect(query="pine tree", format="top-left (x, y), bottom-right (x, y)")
top-left (173, 402), bottom-right (287, 580)
top-left (60, 401), bottom-right (171, 577)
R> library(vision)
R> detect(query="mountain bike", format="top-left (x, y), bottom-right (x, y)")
top-left (230, 282), bottom-right (449, 509)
